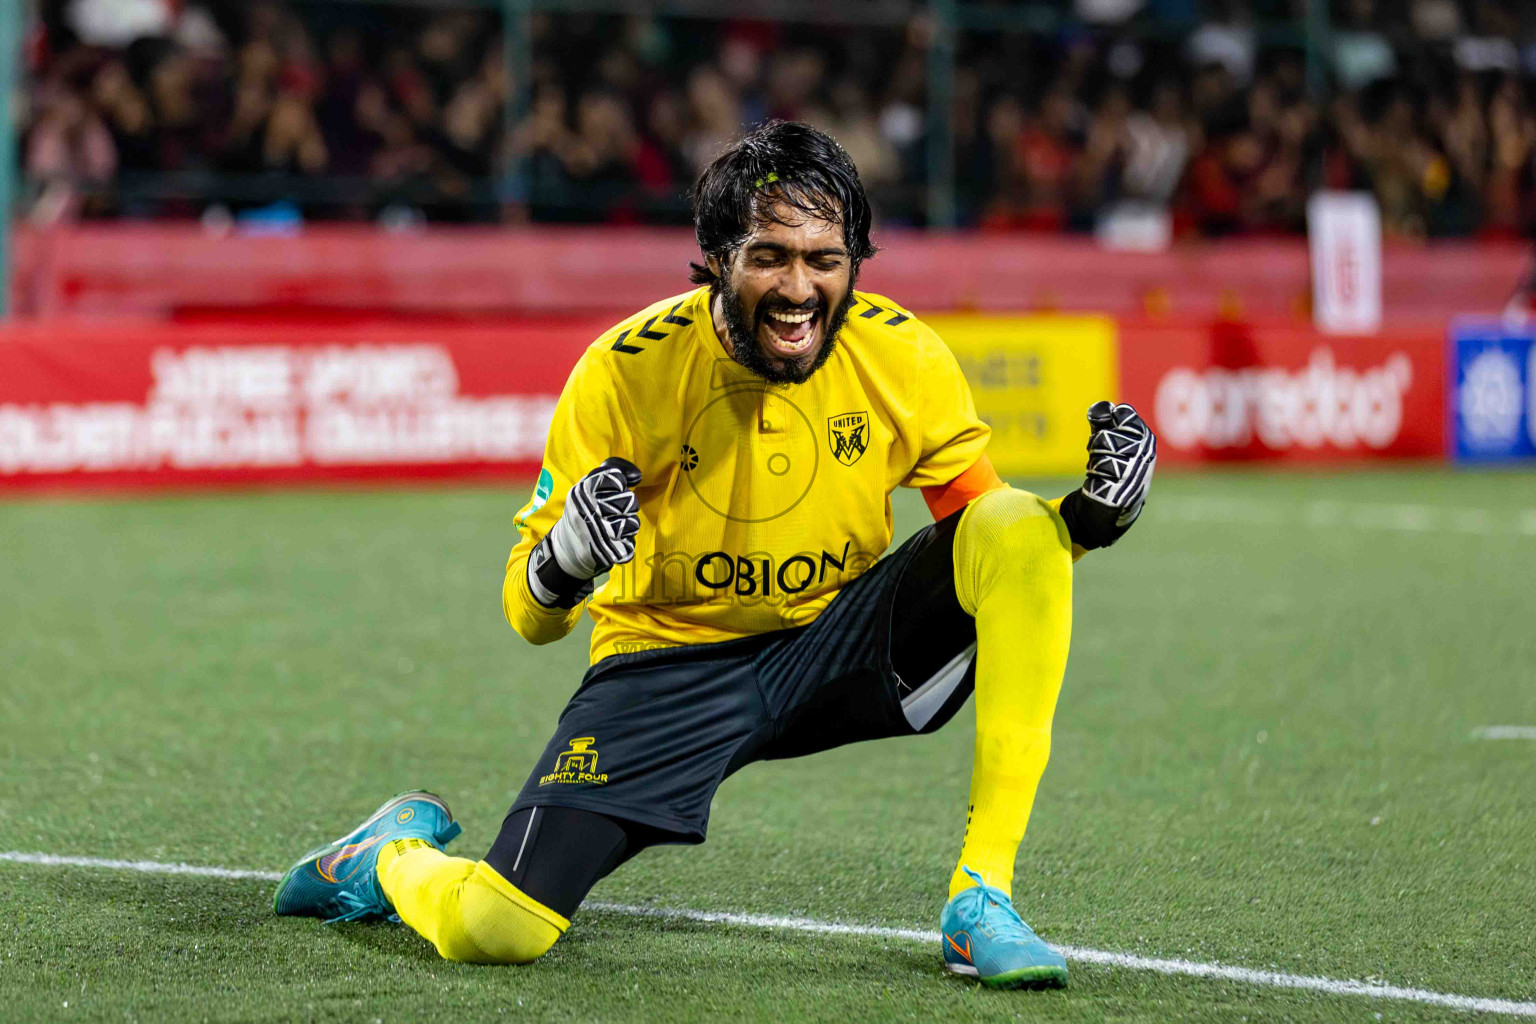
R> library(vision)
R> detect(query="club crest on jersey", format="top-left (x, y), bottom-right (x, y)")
top-left (540, 737), bottom-right (608, 786)
top-left (828, 412), bottom-right (869, 466)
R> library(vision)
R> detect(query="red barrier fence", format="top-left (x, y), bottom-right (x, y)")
top-left (12, 224), bottom-right (1527, 327)
top-left (1120, 322), bottom-right (1445, 463)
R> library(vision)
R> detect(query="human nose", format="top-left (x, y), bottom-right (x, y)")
top-left (777, 260), bottom-right (814, 306)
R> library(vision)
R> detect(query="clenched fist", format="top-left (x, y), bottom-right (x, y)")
top-left (1056, 401), bottom-right (1157, 550)
top-left (528, 457), bottom-right (643, 608)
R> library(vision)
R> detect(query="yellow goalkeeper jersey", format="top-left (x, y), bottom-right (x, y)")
top-left (504, 285), bottom-right (990, 664)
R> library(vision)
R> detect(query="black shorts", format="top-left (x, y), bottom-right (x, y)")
top-left (508, 511), bottom-right (977, 844)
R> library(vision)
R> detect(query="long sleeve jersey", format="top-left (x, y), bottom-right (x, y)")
top-left (503, 286), bottom-right (991, 665)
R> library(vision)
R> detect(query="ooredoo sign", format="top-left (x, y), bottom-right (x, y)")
top-left (1121, 322), bottom-right (1444, 462)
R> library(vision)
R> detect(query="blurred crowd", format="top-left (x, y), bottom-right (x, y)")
top-left (23, 0), bottom-right (1536, 238)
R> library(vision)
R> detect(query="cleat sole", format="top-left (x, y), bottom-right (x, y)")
top-left (984, 965), bottom-right (1069, 990)
top-left (945, 961), bottom-right (1069, 990)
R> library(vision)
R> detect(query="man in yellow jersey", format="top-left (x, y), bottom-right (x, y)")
top-left (275, 122), bottom-right (1157, 989)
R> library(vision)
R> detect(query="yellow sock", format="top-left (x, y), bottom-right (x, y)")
top-left (376, 839), bottom-right (569, 964)
top-left (948, 488), bottom-right (1073, 900)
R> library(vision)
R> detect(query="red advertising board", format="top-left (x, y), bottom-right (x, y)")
top-left (2, 315), bottom-right (1452, 493)
top-left (1119, 321), bottom-right (1445, 463)
top-left (0, 319), bottom-right (606, 492)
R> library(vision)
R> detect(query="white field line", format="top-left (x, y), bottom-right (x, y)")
top-left (1154, 498), bottom-right (1536, 538)
top-left (1, 850), bottom-right (282, 880)
top-left (3, 851), bottom-right (1535, 1017)
top-left (1472, 726), bottom-right (1536, 740)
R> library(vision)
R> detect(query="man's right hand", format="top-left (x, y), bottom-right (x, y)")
top-left (527, 457), bottom-right (643, 609)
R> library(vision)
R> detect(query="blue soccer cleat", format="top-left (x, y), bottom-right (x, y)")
top-left (273, 790), bottom-right (462, 923)
top-left (940, 866), bottom-right (1069, 989)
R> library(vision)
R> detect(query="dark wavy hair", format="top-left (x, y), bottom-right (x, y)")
top-left (688, 121), bottom-right (877, 287)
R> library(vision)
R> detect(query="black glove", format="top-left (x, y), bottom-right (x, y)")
top-left (1057, 401), bottom-right (1157, 550)
top-left (527, 457), bottom-right (643, 608)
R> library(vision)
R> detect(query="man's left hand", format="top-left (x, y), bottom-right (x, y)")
top-left (1057, 401), bottom-right (1157, 550)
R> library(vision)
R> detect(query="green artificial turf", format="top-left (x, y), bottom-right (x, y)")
top-left (2, 468), bottom-right (1533, 1022)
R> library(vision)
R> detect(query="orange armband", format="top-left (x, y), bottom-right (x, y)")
top-left (921, 455), bottom-right (1006, 521)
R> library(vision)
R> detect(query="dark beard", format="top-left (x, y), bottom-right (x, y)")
top-left (717, 269), bottom-right (857, 385)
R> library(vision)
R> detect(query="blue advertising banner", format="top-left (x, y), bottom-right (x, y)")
top-left (1451, 321), bottom-right (1536, 462)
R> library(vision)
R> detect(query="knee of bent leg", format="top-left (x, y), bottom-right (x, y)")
top-left (959, 488), bottom-right (1073, 582)
top-left (462, 916), bottom-right (560, 965)
top-left (473, 928), bottom-right (559, 966)
top-left (457, 866), bottom-right (567, 965)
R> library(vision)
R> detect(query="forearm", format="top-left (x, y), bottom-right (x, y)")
top-left (502, 546), bottom-right (584, 645)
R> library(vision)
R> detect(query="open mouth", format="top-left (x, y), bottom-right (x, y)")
top-left (760, 307), bottom-right (821, 360)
